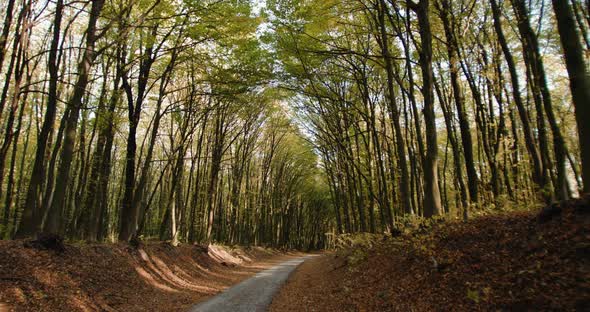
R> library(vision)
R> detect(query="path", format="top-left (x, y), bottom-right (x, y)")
top-left (189, 255), bottom-right (315, 312)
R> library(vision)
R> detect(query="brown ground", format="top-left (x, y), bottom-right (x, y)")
top-left (271, 197), bottom-right (590, 311)
top-left (0, 241), bottom-right (300, 311)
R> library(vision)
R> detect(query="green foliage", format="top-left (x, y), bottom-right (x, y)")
top-left (346, 248), bottom-right (367, 267)
top-left (396, 215), bottom-right (447, 236)
top-left (334, 233), bottom-right (385, 250)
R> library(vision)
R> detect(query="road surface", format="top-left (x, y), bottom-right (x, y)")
top-left (189, 255), bottom-right (314, 312)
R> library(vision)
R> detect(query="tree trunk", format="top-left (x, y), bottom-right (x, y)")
top-left (119, 25), bottom-right (157, 241)
top-left (0, 0), bottom-right (16, 71)
top-left (411, 0), bottom-right (442, 218)
top-left (16, 0), bottom-right (64, 238)
top-left (513, 0), bottom-right (569, 201)
top-left (489, 0), bottom-right (544, 193)
top-left (552, 0), bottom-right (590, 194)
top-left (44, 0), bottom-right (106, 235)
top-left (437, 0), bottom-right (478, 205)
top-left (377, 0), bottom-right (412, 219)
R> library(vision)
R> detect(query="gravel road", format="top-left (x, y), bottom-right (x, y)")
top-left (189, 255), bottom-right (314, 312)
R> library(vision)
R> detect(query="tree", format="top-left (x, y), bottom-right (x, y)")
top-left (44, 0), bottom-right (106, 235)
top-left (409, 0), bottom-right (442, 217)
top-left (16, 0), bottom-right (64, 238)
top-left (552, 0), bottom-right (590, 194)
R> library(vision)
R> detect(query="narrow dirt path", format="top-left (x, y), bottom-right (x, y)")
top-left (189, 255), bottom-right (315, 312)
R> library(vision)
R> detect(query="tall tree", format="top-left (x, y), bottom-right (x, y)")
top-left (512, 0), bottom-right (569, 201)
top-left (44, 0), bottom-right (106, 235)
top-left (436, 0), bottom-right (478, 207)
top-left (16, 0), bottom-right (64, 237)
top-left (409, 0), bottom-right (442, 217)
top-left (552, 0), bottom-right (590, 194)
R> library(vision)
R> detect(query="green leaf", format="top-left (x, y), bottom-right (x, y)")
top-left (467, 289), bottom-right (480, 303)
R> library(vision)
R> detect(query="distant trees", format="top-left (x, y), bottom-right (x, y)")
top-left (269, 0), bottom-right (588, 233)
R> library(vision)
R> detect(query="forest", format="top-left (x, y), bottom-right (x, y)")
top-left (0, 0), bottom-right (587, 251)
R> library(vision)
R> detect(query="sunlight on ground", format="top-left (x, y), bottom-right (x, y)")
top-left (207, 245), bottom-right (245, 265)
top-left (135, 249), bottom-right (220, 294)
top-left (130, 247), bottom-right (300, 298)
top-left (134, 265), bottom-right (179, 293)
top-left (67, 296), bottom-right (95, 312)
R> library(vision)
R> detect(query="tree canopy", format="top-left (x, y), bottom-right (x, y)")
top-left (0, 0), bottom-right (587, 246)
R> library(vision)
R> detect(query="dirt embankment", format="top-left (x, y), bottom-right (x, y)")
top-left (271, 197), bottom-right (590, 311)
top-left (0, 241), bottom-right (296, 311)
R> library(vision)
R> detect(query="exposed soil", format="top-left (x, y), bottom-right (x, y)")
top-left (271, 197), bottom-right (590, 311)
top-left (0, 241), bottom-right (299, 311)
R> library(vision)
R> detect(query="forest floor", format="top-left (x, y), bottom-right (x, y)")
top-left (270, 196), bottom-right (590, 311)
top-left (0, 240), bottom-right (302, 311)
